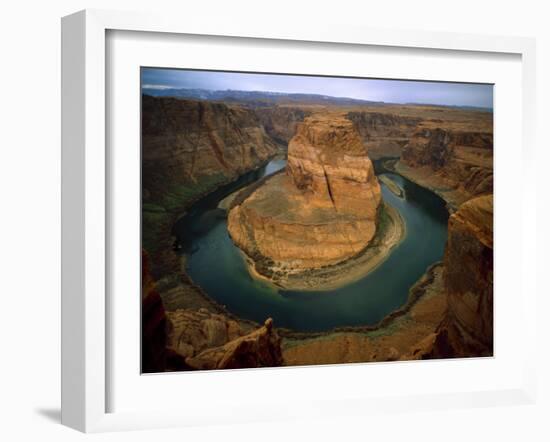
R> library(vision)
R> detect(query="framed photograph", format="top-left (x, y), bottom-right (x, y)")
top-left (61, 9), bottom-right (537, 432)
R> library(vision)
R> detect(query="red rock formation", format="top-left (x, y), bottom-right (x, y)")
top-left (347, 111), bottom-right (420, 159)
top-left (254, 106), bottom-right (310, 146)
top-left (143, 249), bottom-right (284, 372)
top-left (142, 95), bottom-right (278, 195)
top-left (401, 128), bottom-right (454, 168)
top-left (141, 250), bottom-right (188, 372)
top-left (401, 127), bottom-right (493, 198)
top-left (286, 114), bottom-right (381, 218)
top-left (141, 96), bottom-right (279, 277)
top-left (228, 114), bottom-right (381, 273)
top-left (184, 318), bottom-right (283, 370)
top-left (425, 195), bottom-right (494, 358)
top-left (166, 308), bottom-right (246, 359)
top-left (166, 307), bottom-right (283, 370)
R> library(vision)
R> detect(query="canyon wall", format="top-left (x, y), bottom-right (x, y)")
top-left (142, 95), bottom-right (279, 276)
top-left (392, 107), bottom-right (493, 210)
top-left (254, 106), bottom-right (310, 146)
top-left (142, 95), bottom-right (279, 200)
top-left (348, 106), bottom-right (493, 209)
top-left (228, 114), bottom-right (382, 274)
top-left (408, 194), bottom-right (494, 359)
top-left (142, 249), bottom-right (283, 372)
top-left (436, 194), bottom-right (493, 357)
top-left (347, 111), bottom-right (420, 159)
top-left (170, 314), bottom-right (283, 370)
top-left (401, 127), bottom-right (493, 197)
top-left (141, 97), bottom-right (494, 367)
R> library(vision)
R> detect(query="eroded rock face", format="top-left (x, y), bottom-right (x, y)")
top-left (141, 250), bottom-right (188, 373)
top-left (287, 115), bottom-right (381, 217)
top-left (166, 308), bottom-right (282, 370)
top-left (402, 128), bottom-right (454, 168)
top-left (141, 95), bottom-right (279, 277)
top-left (228, 114), bottom-right (381, 272)
top-left (143, 249), bottom-right (284, 371)
top-left (425, 195), bottom-right (494, 358)
top-left (401, 127), bottom-right (493, 198)
top-left (347, 111), bottom-right (420, 159)
top-left (184, 318), bottom-right (283, 370)
top-left (142, 95), bottom-right (278, 200)
top-left (254, 106), bottom-right (310, 146)
top-left (166, 308), bottom-right (246, 360)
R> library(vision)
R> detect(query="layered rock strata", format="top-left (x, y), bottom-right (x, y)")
top-left (172, 316), bottom-right (283, 370)
top-left (142, 95), bottom-right (278, 194)
top-left (286, 190), bottom-right (493, 364)
top-left (347, 111), bottom-right (420, 159)
top-left (141, 250), bottom-right (189, 373)
top-left (141, 95), bottom-right (278, 276)
top-left (254, 106), bottom-right (310, 146)
top-left (409, 195), bottom-right (493, 359)
top-left (398, 125), bottom-right (493, 209)
top-left (228, 114), bottom-right (382, 278)
top-left (142, 249), bottom-right (284, 371)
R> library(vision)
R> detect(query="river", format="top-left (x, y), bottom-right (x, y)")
top-left (173, 158), bottom-right (448, 332)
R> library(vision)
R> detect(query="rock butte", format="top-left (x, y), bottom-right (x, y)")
top-left (228, 113), bottom-right (382, 273)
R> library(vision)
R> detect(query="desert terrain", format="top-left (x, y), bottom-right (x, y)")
top-left (141, 87), bottom-right (493, 372)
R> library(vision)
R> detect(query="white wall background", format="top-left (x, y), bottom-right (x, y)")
top-left (0, 1), bottom-right (547, 440)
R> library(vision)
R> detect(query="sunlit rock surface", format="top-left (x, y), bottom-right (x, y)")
top-left (228, 114), bottom-right (381, 272)
top-left (413, 195), bottom-right (493, 358)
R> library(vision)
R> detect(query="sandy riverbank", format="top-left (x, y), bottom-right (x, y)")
top-left (241, 201), bottom-right (406, 291)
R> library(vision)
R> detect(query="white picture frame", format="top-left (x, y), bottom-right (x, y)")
top-left (61, 9), bottom-right (538, 433)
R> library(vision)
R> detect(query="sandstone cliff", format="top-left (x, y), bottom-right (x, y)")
top-left (142, 95), bottom-right (278, 200)
top-left (286, 189), bottom-right (493, 364)
top-left (254, 106), bottom-right (310, 146)
top-left (283, 264), bottom-right (447, 366)
top-left (401, 128), bottom-right (455, 168)
top-left (164, 309), bottom-right (282, 370)
top-left (142, 95), bottom-right (279, 276)
top-left (142, 249), bottom-right (283, 371)
top-left (141, 250), bottom-right (189, 372)
top-left (398, 125), bottom-right (493, 208)
top-left (174, 316), bottom-right (283, 370)
top-left (228, 114), bottom-right (382, 278)
top-left (347, 111), bottom-right (420, 159)
top-left (286, 115), bottom-right (381, 217)
top-left (410, 195), bottom-right (493, 359)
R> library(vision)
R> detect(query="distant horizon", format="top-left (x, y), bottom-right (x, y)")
top-left (141, 68), bottom-right (494, 109)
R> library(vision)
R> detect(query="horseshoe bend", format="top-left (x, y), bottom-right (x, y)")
top-left (139, 69), bottom-right (494, 373)
top-left (227, 113), bottom-right (405, 290)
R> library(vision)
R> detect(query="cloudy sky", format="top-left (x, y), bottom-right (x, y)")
top-left (142, 68), bottom-right (493, 108)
